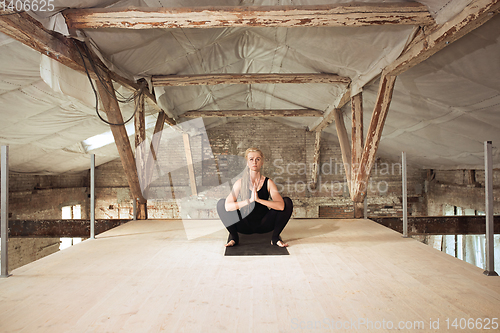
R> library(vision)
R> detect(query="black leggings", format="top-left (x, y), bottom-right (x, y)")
top-left (217, 197), bottom-right (293, 245)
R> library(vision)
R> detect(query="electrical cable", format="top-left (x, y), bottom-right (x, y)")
top-left (72, 39), bottom-right (145, 126)
top-left (81, 41), bottom-right (137, 104)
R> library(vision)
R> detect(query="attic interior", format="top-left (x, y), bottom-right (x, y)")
top-left (0, 1), bottom-right (500, 331)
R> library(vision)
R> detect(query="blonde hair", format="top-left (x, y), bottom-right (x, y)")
top-left (240, 148), bottom-right (264, 214)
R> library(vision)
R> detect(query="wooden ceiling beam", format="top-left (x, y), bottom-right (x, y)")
top-left (308, 87), bottom-right (351, 132)
top-left (153, 73), bottom-right (350, 87)
top-left (63, 3), bottom-right (434, 30)
top-left (385, 0), bottom-right (500, 77)
top-left (0, 9), bottom-right (176, 126)
top-left (183, 109), bottom-right (323, 118)
top-left (351, 73), bottom-right (396, 203)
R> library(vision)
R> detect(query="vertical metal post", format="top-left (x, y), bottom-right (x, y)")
top-left (90, 154), bottom-right (95, 239)
top-left (133, 199), bottom-right (137, 220)
top-left (363, 195), bottom-right (368, 219)
top-left (402, 151), bottom-right (408, 238)
top-left (1, 146), bottom-right (9, 277)
top-left (484, 141), bottom-right (497, 276)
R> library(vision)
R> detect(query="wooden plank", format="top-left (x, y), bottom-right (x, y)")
top-left (385, 0), bottom-right (500, 77)
top-left (134, 87), bottom-right (146, 159)
top-left (351, 92), bottom-right (364, 219)
top-left (63, 3), bottom-right (434, 30)
top-left (1, 219), bottom-right (500, 331)
top-left (8, 219), bottom-right (131, 237)
top-left (371, 216), bottom-right (500, 235)
top-left (152, 73), bottom-right (350, 86)
top-left (350, 92), bottom-right (363, 190)
top-left (182, 133), bottom-right (198, 196)
top-left (134, 89), bottom-right (147, 219)
top-left (183, 109), bottom-right (323, 118)
top-left (310, 131), bottom-right (321, 190)
top-left (96, 70), bottom-right (146, 204)
top-left (0, 9), bottom-right (176, 127)
top-left (309, 88), bottom-right (350, 132)
top-left (333, 109), bottom-right (351, 194)
top-left (351, 74), bottom-right (396, 203)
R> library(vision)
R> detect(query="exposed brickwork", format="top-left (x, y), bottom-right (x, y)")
top-left (427, 169), bottom-right (500, 215)
top-left (2, 117), bottom-right (432, 270)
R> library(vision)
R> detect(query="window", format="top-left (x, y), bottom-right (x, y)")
top-left (60, 205), bottom-right (83, 250)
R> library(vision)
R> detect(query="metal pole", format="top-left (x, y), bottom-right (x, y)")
top-left (483, 141), bottom-right (497, 276)
top-left (90, 154), bottom-right (95, 239)
top-left (133, 199), bottom-right (137, 220)
top-left (363, 195), bottom-right (368, 219)
top-left (402, 151), bottom-right (408, 238)
top-left (1, 146), bottom-right (9, 277)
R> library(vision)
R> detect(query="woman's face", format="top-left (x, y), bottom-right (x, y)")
top-left (247, 152), bottom-right (263, 172)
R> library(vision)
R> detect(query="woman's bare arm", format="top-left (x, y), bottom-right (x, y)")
top-left (254, 179), bottom-right (285, 211)
top-left (224, 179), bottom-right (252, 211)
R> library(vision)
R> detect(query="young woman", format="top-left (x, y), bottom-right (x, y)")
top-left (217, 148), bottom-right (293, 247)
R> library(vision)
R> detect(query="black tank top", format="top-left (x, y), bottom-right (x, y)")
top-left (247, 177), bottom-right (269, 222)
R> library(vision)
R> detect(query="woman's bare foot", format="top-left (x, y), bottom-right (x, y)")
top-left (271, 240), bottom-right (289, 247)
top-left (225, 240), bottom-right (236, 247)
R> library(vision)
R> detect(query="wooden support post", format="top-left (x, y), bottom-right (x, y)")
top-left (333, 109), bottom-right (351, 194)
top-left (183, 133), bottom-right (198, 196)
top-left (95, 71), bottom-right (146, 208)
top-left (310, 131), bottom-right (321, 190)
top-left (351, 92), bottom-right (364, 218)
top-left (134, 86), bottom-right (147, 220)
top-left (351, 74), bottom-right (396, 203)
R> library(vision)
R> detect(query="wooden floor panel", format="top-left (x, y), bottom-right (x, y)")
top-left (1, 218), bottom-right (499, 332)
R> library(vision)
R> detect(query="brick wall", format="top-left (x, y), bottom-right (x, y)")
top-left (3, 118), bottom-right (429, 223)
top-left (427, 169), bottom-right (500, 215)
top-left (83, 118), bottom-right (426, 220)
top-left (1, 118), bottom-right (432, 269)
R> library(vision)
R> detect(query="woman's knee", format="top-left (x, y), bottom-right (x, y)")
top-left (217, 199), bottom-right (226, 215)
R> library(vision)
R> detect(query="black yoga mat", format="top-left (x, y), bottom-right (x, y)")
top-left (224, 232), bottom-right (289, 256)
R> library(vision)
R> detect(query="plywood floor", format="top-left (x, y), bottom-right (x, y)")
top-left (1, 218), bottom-right (499, 332)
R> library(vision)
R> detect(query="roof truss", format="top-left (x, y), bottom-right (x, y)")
top-left (182, 109), bottom-right (323, 118)
top-left (152, 73), bottom-right (350, 87)
top-left (63, 3), bottom-right (434, 30)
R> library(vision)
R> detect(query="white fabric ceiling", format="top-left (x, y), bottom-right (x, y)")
top-left (0, 0), bottom-right (498, 174)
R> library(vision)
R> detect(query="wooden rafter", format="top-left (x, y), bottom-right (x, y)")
top-left (134, 89), bottom-right (147, 219)
top-left (385, 0), bottom-right (500, 76)
top-left (309, 88), bottom-right (351, 132)
top-left (310, 131), bottom-right (322, 190)
top-left (96, 71), bottom-right (146, 205)
top-left (0, 9), bottom-right (176, 127)
top-left (351, 73), bottom-right (396, 203)
top-left (152, 73), bottom-right (350, 87)
top-left (350, 92), bottom-right (363, 195)
top-left (63, 3), bottom-right (433, 30)
top-left (351, 92), bottom-right (364, 217)
top-left (183, 109), bottom-right (323, 118)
